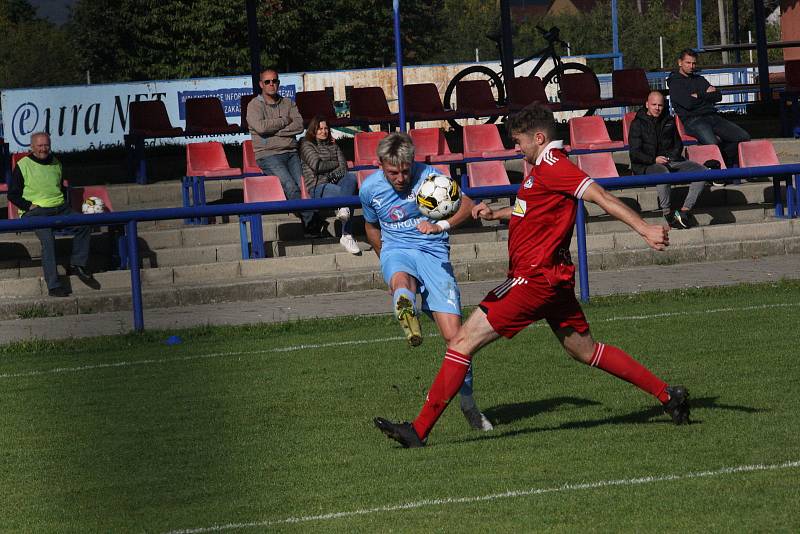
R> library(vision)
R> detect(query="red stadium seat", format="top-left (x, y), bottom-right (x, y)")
top-left (466, 161), bottom-right (511, 187)
top-left (738, 139), bottom-right (779, 167)
top-left (409, 128), bottom-right (463, 163)
top-left (569, 116), bottom-right (625, 150)
top-left (295, 90), bottom-right (352, 128)
top-left (559, 72), bottom-right (612, 110)
top-left (405, 83), bottom-right (463, 123)
top-left (622, 111), bottom-right (637, 146)
top-left (240, 94), bottom-right (256, 131)
top-left (612, 68), bottom-right (651, 106)
top-left (186, 142), bottom-right (241, 178)
top-left (184, 97), bottom-right (241, 135)
top-left (11, 151), bottom-right (30, 170)
top-left (462, 124), bottom-right (518, 159)
top-left (507, 76), bottom-right (561, 112)
top-left (129, 100), bottom-right (184, 138)
top-left (686, 144), bottom-right (727, 168)
top-left (353, 131), bottom-right (388, 166)
top-left (242, 140), bottom-right (261, 175)
top-left (349, 87), bottom-right (399, 126)
top-left (356, 169), bottom-right (375, 188)
top-left (576, 152), bottom-right (619, 178)
top-left (243, 175), bottom-right (287, 203)
top-left (674, 115), bottom-right (698, 144)
top-left (455, 80), bottom-right (509, 118)
top-left (431, 164), bottom-right (452, 177)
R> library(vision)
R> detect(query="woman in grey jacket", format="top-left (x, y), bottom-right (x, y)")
top-left (299, 115), bottom-right (360, 254)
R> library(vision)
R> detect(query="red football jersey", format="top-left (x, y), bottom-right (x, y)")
top-left (506, 141), bottom-right (594, 286)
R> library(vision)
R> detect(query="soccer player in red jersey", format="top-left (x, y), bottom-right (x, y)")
top-left (375, 104), bottom-right (690, 447)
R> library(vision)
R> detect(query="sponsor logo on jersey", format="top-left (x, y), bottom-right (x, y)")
top-left (512, 198), bottom-right (526, 217)
top-left (386, 217), bottom-right (422, 230)
top-left (389, 206), bottom-right (407, 221)
top-left (373, 198), bottom-right (383, 209)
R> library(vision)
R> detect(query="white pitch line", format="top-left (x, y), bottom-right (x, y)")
top-left (0, 301), bottom-right (796, 381)
top-left (165, 459), bottom-right (800, 533)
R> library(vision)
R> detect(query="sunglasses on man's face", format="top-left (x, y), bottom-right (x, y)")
top-left (261, 78), bottom-right (280, 85)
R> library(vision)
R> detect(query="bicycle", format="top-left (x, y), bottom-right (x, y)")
top-left (443, 25), bottom-right (600, 128)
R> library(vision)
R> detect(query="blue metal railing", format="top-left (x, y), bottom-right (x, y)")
top-left (1, 164), bottom-right (797, 331)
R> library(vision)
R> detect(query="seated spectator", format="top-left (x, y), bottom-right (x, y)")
top-left (299, 116), bottom-right (360, 254)
top-left (247, 68), bottom-right (320, 235)
top-left (629, 91), bottom-right (707, 229)
top-left (667, 49), bottom-right (750, 168)
top-left (8, 132), bottom-right (100, 297)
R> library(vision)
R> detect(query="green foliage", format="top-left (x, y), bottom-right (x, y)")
top-left (0, 0), bottom-right (81, 89)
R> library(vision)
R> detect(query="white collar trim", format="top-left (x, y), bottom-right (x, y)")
top-left (535, 140), bottom-right (564, 165)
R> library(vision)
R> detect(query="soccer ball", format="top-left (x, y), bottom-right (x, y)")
top-left (81, 196), bottom-right (105, 214)
top-left (416, 174), bottom-right (461, 220)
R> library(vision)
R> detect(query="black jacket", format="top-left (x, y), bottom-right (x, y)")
top-left (666, 69), bottom-right (722, 121)
top-left (628, 107), bottom-right (685, 175)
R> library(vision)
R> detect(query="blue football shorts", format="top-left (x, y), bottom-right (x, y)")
top-left (380, 247), bottom-right (461, 316)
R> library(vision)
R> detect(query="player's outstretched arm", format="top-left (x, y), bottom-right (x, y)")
top-left (417, 194), bottom-right (476, 234)
top-left (472, 201), bottom-right (512, 221)
top-left (582, 183), bottom-right (669, 251)
top-left (364, 221), bottom-right (383, 257)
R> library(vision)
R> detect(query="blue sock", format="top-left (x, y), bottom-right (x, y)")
top-left (392, 287), bottom-right (417, 318)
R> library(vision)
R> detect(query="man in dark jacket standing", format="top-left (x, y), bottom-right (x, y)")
top-left (667, 49), bottom-right (750, 168)
top-left (629, 91), bottom-right (706, 229)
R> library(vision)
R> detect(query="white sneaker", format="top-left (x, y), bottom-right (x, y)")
top-left (335, 207), bottom-right (350, 222)
top-left (339, 234), bottom-right (360, 254)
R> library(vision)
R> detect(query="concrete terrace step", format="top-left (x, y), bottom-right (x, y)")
top-left (1, 218), bottom-right (799, 318)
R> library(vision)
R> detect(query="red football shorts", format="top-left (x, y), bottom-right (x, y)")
top-left (479, 275), bottom-right (590, 338)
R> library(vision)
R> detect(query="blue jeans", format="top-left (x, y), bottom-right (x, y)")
top-left (256, 151), bottom-right (313, 225)
top-left (310, 172), bottom-right (358, 235)
top-left (684, 114), bottom-right (750, 167)
top-left (23, 204), bottom-right (91, 290)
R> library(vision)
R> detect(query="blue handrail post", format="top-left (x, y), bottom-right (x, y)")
top-left (126, 220), bottom-right (144, 332)
top-left (576, 199), bottom-right (590, 302)
top-left (392, 0), bottom-right (406, 132)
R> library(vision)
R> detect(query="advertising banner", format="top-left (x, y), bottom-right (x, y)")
top-left (1, 74), bottom-right (302, 152)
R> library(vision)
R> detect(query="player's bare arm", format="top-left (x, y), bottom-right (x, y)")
top-left (582, 183), bottom-right (670, 251)
top-left (417, 195), bottom-right (476, 234)
top-left (364, 221), bottom-right (382, 257)
top-left (472, 201), bottom-right (513, 221)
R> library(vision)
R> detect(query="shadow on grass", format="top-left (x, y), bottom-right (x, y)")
top-left (450, 395), bottom-right (766, 446)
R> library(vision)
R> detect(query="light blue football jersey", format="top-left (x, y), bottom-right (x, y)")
top-left (359, 162), bottom-right (449, 253)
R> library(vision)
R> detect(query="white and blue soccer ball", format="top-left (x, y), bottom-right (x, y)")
top-left (416, 173), bottom-right (461, 220)
top-left (81, 196), bottom-right (105, 214)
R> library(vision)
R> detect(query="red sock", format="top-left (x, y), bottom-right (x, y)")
top-left (412, 349), bottom-right (472, 439)
top-left (589, 343), bottom-right (670, 403)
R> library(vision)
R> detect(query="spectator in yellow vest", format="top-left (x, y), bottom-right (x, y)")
top-left (8, 132), bottom-right (100, 297)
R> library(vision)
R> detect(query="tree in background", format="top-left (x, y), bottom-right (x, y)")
top-left (0, 0), bottom-right (81, 89)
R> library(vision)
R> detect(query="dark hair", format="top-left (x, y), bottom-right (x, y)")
top-left (304, 115), bottom-right (333, 144)
top-left (678, 48), bottom-right (697, 60)
top-left (507, 104), bottom-right (556, 139)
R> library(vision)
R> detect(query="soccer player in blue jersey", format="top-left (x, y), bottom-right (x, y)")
top-left (359, 132), bottom-right (492, 431)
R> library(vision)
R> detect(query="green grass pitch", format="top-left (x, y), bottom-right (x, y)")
top-left (1, 281), bottom-right (799, 532)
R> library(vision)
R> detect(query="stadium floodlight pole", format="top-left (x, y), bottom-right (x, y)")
top-left (499, 0), bottom-right (514, 103)
top-left (246, 0), bottom-right (261, 95)
top-left (753, 0), bottom-right (771, 101)
top-left (611, 0), bottom-right (622, 69)
top-left (695, 0), bottom-right (704, 50)
top-left (393, 0), bottom-right (406, 132)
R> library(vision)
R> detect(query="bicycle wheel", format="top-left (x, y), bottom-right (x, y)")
top-left (443, 65), bottom-right (505, 129)
top-left (541, 62), bottom-right (598, 117)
